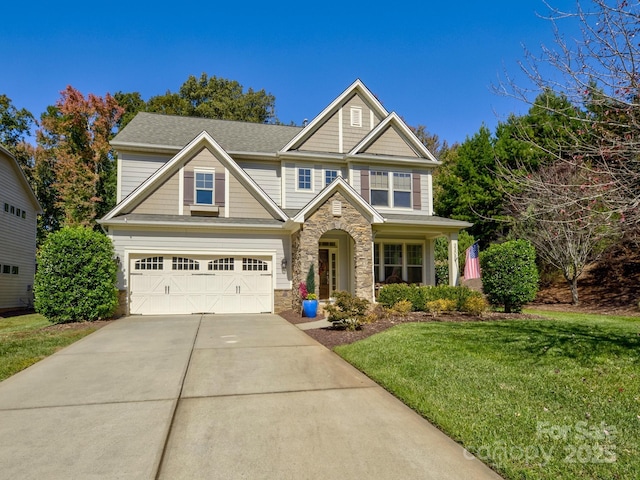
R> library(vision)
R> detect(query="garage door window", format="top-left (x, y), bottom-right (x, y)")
top-left (135, 257), bottom-right (164, 270)
top-left (172, 257), bottom-right (200, 270)
top-left (243, 258), bottom-right (268, 271)
top-left (209, 258), bottom-right (234, 271)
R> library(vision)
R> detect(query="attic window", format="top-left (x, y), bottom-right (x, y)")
top-left (350, 107), bottom-right (362, 127)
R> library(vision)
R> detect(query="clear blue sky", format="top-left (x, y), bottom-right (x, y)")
top-left (2, 1), bottom-right (580, 145)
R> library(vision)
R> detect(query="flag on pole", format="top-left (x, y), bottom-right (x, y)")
top-left (464, 242), bottom-right (481, 280)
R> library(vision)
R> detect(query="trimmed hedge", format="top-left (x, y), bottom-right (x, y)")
top-left (377, 284), bottom-right (486, 314)
top-left (34, 227), bottom-right (118, 323)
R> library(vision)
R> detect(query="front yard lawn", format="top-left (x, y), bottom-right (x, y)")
top-left (335, 311), bottom-right (640, 480)
top-left (0, 314), bottom-right (104, 382)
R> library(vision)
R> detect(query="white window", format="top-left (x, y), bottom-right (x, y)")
top-left (350, 107), bottom-right (362, 127)
top-left (243, 258), bottom-right (268, 271)
top-left (209, 258), bottom-right (234, 271)
top-left (393, 173), bottom-right (412, 208)
top-left (375, 243), bottom-right (424, 284)
top-left (135, 257), bottom-right (163, 270)
top-left (195, 170), bottom-right (214, 205)
top-left (370, 171), bottom-right (412, 208)
top-left (172, 257), bottom-right (200, 271)
top-left (298, 167), bottom-right (312, 190)
top-left (325, 169), bottom-right (339, 186)
top-left (370, 171), bottom-right (389, 206)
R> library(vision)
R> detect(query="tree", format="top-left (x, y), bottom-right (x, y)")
top-left (116, 73), bottom-right (277, 129)
top-left (480, 240), bottom-right (539, 313)
top-left (34, 226), bottom-right (118, 323)
top-left (36, 86), bottom-right (123, 228)
top-left (0, 94), bottom-right (35, 171)
top-left (434, 231), bottom-right (476, 284)
top-left (506, 161), bottom-right (621, 305)
top-left (496, 0), bottom-right (640, 228)
top-left (434, 125), bottom-right (506, 244)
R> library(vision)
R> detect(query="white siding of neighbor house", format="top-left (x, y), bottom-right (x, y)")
top-left (0, 153), bottom-right (39, 309)
top-left (118, 152), bottom-right (170, 202)
top-left (238, 161), bottom-right (281, 206)
top-left (108, 228), bottom-right (291, 291)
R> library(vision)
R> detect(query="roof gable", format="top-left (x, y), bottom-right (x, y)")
top-left (0, 145), bottom-right (42, 213)
top-left (280, 79), bottom-right (389, 154)
top-left (348, 113), bottom-right (439, 163)
top-left (103, 131), bottom-right (288, 221)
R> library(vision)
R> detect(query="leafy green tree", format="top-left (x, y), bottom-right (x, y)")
top-left (34, 227), bottom-right (118, 323)
top-left (0, 94), bottom-right (36, 171)
top-left (115, 73), bottom-right (277, 129)
top-left (435, 125), bottom-right (505, 244)
top-left (480, 240), bottom-right (539, 313)
top-left (434, 231), bottom-right (476, 285)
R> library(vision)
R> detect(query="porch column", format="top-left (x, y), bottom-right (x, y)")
top-left (425, 238), bottom-right (436, 285)
top-left (448, 232), bottom-right (459, 286)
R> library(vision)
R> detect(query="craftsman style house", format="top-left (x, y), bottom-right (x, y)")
top-left (100, 80), bottom-right (471, 315)
top-left (0, 145), bottom-right (41, 311)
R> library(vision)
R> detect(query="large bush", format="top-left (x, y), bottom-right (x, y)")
top-left (480, 239), bottom-right (539, 313)
top-left (34, 227), bottom-right (118, 323)
top-left (377, 284), bottom-right (485, 314)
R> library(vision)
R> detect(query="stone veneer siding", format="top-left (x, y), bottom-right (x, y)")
top-left (292, 191), bottom-right (374, 311)
top-left (274, 289), bottom-right (294, 313)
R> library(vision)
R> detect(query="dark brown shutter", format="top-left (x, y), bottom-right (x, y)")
top-left (361, 169), bottom-right (370, 201)
top-left (215, 172), bottom-right (225, 206)
top-left (184, 171), bottom-right (194, 205)
top-left (412, 171), bottom-right (421, 210)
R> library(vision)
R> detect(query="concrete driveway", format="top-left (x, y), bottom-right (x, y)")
top-left (0, 314), bottom-right (502, 479)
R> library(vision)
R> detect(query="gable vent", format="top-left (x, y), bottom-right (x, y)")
top-left (350, 107), bottom-right (362, 127)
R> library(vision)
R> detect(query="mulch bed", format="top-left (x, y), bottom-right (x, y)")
top-left (279, 309), bottom-right (543, 350)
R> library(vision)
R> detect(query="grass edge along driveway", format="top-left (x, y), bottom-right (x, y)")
top-left (0, 314), bottom-right (101, 382)
top-left (335, 311), bottom-right (640, 480)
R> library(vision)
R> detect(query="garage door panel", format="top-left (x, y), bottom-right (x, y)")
top-left (129, 255), bottom-right (273, 315)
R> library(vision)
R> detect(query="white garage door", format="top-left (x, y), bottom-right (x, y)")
top-left (129, 255), bottom-right (273, 315)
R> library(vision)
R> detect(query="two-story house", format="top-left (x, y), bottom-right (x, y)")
top-left (0, 145), bottom-right (42, 311)
top-left (99, 80), bottom-right (471, 315)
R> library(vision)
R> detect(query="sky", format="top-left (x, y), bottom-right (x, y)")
top-left (2, 0), bottom-right (582, 146)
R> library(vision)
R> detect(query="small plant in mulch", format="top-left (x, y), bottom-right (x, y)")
top-left (324, 291), bottom-right (370, 331)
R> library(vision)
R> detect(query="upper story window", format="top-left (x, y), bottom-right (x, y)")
top-left (393, 173), bottom-right (412, 208)
top-left (350, 107), bottom-right (362, 127)
top-left (370, 171), bottom-right (412, 208)
top-left (370, 171), bottom-right (389, 206)
top-left (195, 170), bottom-right (214, 204)
top-left (298, 167), bottom-right (312, 190)
top-left (325, 169), bottom-right (339, 186)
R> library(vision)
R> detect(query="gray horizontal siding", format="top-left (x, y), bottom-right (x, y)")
top-left (365, 126), bottom-right (418, 157)
top-left (238, 161), bottom-right (281, 205)
top-left (119, 153), bottom-right (169, 201)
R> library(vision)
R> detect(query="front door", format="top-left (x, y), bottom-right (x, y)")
top-left (318, 248), bottom-right (338, 300)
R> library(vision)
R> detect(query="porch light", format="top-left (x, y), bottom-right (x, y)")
top-left (281, 257), bottom-right (288, 270)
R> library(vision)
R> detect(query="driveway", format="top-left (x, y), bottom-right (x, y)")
top-left (0, 314), bottom-right (501, 479)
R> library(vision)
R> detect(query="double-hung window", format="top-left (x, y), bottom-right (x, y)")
top-left (298, 167), bottom-right (312, 190)
top-left (393, 173), bottom-right (412, 208)
top-left (370, 171), bottom-right (389, 206)
top-left (195, 170), bottom-right (214, 205)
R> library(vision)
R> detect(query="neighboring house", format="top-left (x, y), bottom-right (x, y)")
top-left (0, 145), bottom-right (42, 311)
top-left (99, 80), bottom-right (471, 315)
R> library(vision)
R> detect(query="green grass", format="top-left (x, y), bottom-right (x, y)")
top-left (335, 311), bottom-right (640, 480)
top-left (0, 314), bottom-right (100, 382)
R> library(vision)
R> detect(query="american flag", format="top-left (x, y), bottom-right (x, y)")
top-left (464, 242), bottom-right (481, 280)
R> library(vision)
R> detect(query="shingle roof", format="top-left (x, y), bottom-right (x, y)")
top-left (111, 112), bottom-right (303, 153)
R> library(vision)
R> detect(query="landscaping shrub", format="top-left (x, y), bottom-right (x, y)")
top-left (390, 300), bottom-right (413, 317)
top-left (378, 284), bottom-right (485, 314)
top-left (425, 299), bottom-right (457, 317)
top-left (34, 227), bottom-right (118, 323)
top-left (480, 239), bottom-right (539, 313)
top-left (377, 284), bottom-right (422, 310)
top-left (324, 291), bottom-right (370, 330)
top-left (461, 295), bottom-right (489, 316)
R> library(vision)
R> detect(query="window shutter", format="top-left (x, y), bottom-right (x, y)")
top-left (361, 169), bottom-right (370, 200)
top-left (412, 172), bottom-right (421, 210)
top-left (215, 173), bottom-right (225, 206)
top-left (184, 171), bottom-right (194, 205)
